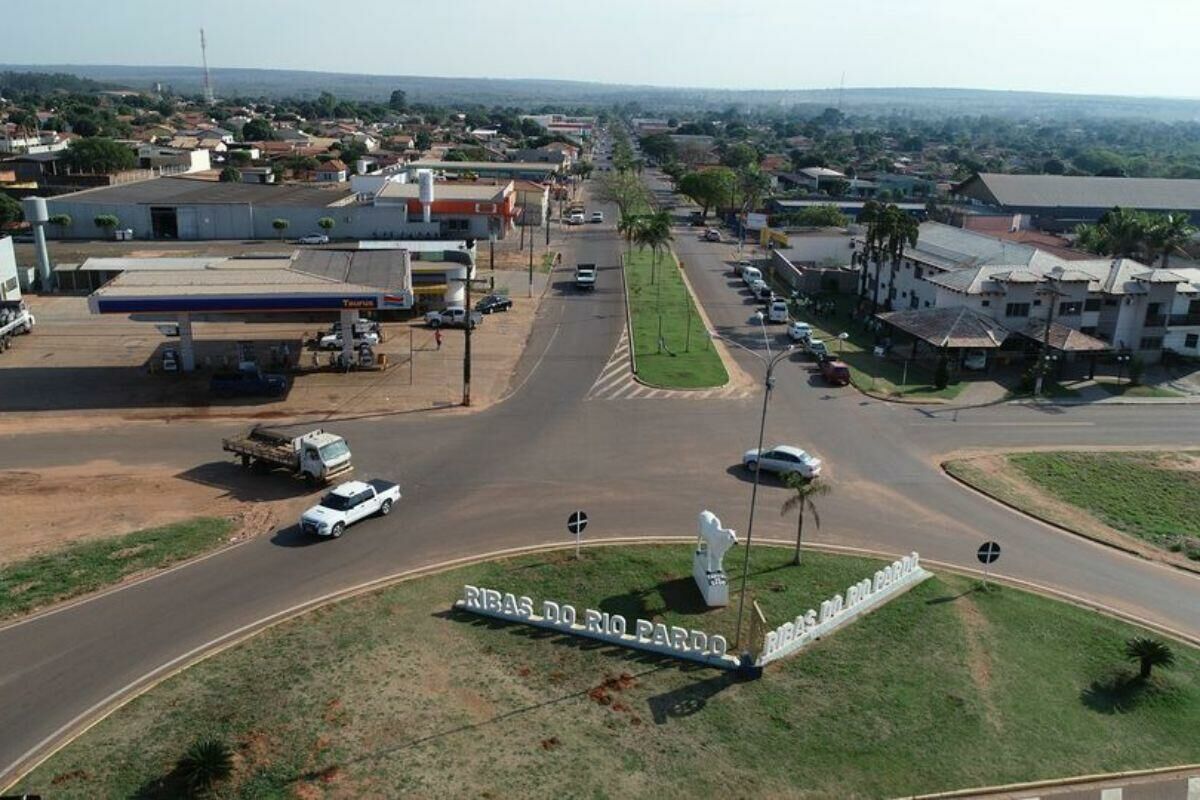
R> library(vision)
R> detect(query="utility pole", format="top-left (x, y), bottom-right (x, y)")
top-left (463, 268), bottom-right (472, 407)
top-left (1034, 275), bottom-right (1063, 396)
top-left (527, 211), bottom-right (535, 298)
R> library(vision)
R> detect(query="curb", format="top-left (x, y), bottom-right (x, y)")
top-left (941, 457), bottom-right (1200, 577)
top-left (5, 536), bottom-right (1198, 792)
top-left (618, 250), bottom-right (637, 376)
top-left (905, 763), bottom-right (1200, 799)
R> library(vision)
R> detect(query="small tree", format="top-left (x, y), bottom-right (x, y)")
top-left (49, 213), bottom-right (72, 227)
top-left (175, 737), bottom-right (233, 796)
top-left (271, 218), bottom-right (290, 240)
top-left (228, 150), bottom-right (252, 167)
top-left (781, 473), bottom-right (831, 565)
top-left (317, 217), bottom-right (335, 233)
top-left (219, 166), bottom-right (241, 183)
top-left (94, 214), bottom-right (120, 236)
top-left (1125, 636), bottom-right (1174, 681)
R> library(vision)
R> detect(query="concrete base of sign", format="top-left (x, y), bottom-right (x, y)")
top-left (693, 556), bottom-right (730, 607)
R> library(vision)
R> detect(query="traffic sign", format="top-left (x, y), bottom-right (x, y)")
top-left (568, 511), bottom-right (588, 536)
top-left (977, 541), bottom-right (1001, 565)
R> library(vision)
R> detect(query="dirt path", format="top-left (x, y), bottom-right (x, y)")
top-left (0, 461), bottom-right (309, 564)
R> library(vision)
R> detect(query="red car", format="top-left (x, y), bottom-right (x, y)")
top-left (820, 359), bottom-right (851, 386)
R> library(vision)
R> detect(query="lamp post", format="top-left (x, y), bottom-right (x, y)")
top-left (711, 313), bottom-right (794, 662)
top-left (1115, 352), bottom-right (1131, 385)
top-left (836, 331), bottom-right (849, 355)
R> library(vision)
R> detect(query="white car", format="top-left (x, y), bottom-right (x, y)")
top-left (807, 338), bottom-right (829, 360)
top-left (300, 479), bottom-right (400, 538)
top-left (319, 330), bottom-right (381, 349)
top-left (297, 233), bottom-right (330, 245)
top-left (567, 212), bottom-right (586, 225)
top-left (768, 299), bottom-right (790, 323)
top-left (425, 306), bottom-right (482, 328)
top-left (788, 321), bottom-right (813, 342)
top-left (741, 266), bottom-right (762, 286)
top-left (590, 211), bottom-right (604, 223)
top-left (743, 445), bottom-right (822, 479)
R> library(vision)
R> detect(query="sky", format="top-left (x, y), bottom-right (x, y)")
top-left (5, 0), bottom-right (1198, 99)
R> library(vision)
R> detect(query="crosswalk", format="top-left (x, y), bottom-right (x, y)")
top-left (585, 329), bottom-right (754, 401)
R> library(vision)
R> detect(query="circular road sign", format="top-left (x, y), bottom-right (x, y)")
top-left (568, 511), bottom-right (588, 536)
top-left (977, 541), bottom-right (1001, 565)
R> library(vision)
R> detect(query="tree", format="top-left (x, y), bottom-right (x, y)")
top-left (318, 216), bottom-right (335, 232)
top-left (94, 214), bottom-right (120, 235)
top-left (0, 194), bottom-right (22, 225)
top-left (414, 130), bottom-right (432, 151)
top-left (271, 218), bottom-right (290, 240)
top-left (571, 161), bottom-right (594, 182)
top-left (677, 168), bottom-right (735, 221)
top-left (1075, 208), bottom-right (1154, 261)
top-left (388, 89), bottom-right (407, 112)
top-left (617, 212), bottom-right (646, 257)
top-left (240, 117), bottom-right (273, 142)
top-left (175, 737), bottom-right (234, 796)
top-left (62, 137), bottom-right (136, 174)
top-left (1145, 212), bottom-right (1196, 268)
top-left (720, 142), bottom-right (758, 170)
top-left (228, 150), bottom-right (252, 166)
top-left (218, 166), bottom-right (241, 183)
top-left (781, 473), bottom-right (831, 565)
top-left (1042, 158), bottom-right (1066, 175)
top-left (779, 204), bottom-right (849, 228)
top-left (49, 213), bottom-right (72, 227)
top-left (1125, 636), bottom-right (1174, 680)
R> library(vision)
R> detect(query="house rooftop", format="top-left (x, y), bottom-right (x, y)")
top-left (48, 176), bottom-right (353, 207)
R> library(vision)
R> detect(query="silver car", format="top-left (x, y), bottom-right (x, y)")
top-left (743, 445), bottom-right (822, 479)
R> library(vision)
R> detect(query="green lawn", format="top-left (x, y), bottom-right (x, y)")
top-left (0, 517), bottom-right (234, 619)
top-left (786, 297), bottom-right (967, 401)
top-left (1096, 381), bottom-right (1184, 398)
top-left (626, 246), bottom-right (728, 388)
top-left (20, 545), bottom-right (1200, 799)
top-left (1009, 451), bottom-right (1200, 550)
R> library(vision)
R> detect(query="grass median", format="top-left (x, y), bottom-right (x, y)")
top-left (19, 544), bottom-right (1200, 799)
top-left (946, 451), bottom-right (1200, 561)
top-left (0, 517), bottom-right (235, 618)
top-left (626, 245), bottom-right (728, 388)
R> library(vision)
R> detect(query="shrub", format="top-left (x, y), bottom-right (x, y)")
top-left (49, 213), bottom-right (72, 226)
top-left (93, 214), bottom-right (120, 230)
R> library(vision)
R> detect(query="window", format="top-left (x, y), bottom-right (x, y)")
top-left (901, 291), bottom-right (907, 298)
top-left (909, 294), bottom-right (919, 309)
top-left (1104, 299), bottom-right (1118, 307)
top-left (1185, 333), bottom-right (1199, 349)
top-left (1139, 337), bottom-right (1163, 350)
top-left (1058, 301), bottom-right (1082, 316)
top-left (1032, 299), bottom-right (1042, 307)
top-left (914, 265), bottom-right (924, 280)
top-left (1005, 302), bottom-right (1030, 318)
top-left (1084, 298), bottom-right (1101, 312)
top-left (980, 300), bottom-right (990, 307)
top-left (444, 218), bottom-right (469, 232)
top-left (924, 301), bottom-right (931, 308)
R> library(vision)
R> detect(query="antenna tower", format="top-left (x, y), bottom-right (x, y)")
top-left (200, 28), bottom-right (215, 105)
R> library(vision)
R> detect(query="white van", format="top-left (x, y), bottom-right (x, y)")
top-left (768, 299), bottom-right (790, 323)
top-left (741, 266), bottom-right (762, 286)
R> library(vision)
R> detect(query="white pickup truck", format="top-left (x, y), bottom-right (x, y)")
top-left (300, 479), bottom-right (401, 538)
top-left (425, 307), bottom-right (482, 329)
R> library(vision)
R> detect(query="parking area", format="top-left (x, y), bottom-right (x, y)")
top-left (0, 268), bottom-right (550, 433)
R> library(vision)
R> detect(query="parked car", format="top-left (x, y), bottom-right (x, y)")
top-left (767, 299), bottom-right (790, 323)
top-left (475, 294), bottom-right (513, 314)
top-left (963, 349), bottom-right (988, 370)
top-left (590, 211), bottom-right (604, 223)
top-left (743, 445), bottom-right (822, 479)
top-left (750, 280), bottom-right (774, 302)
top-left (741, 266), bottom-right (762, 286)
top-left (704, 228), bottom-right (722, 242)
top-left (209, 366), bottom-right (287, 398)
top-left (807, 338), bottom-right (830, 361)
top-left (788, 321), bottom-right (813, 343)
top-left (734, 260), bottom-right (753, 277)
top-left (297, 233), bottom-right (330, 245)
top-left (425, 306), bottom-right (482, 329)
top-left (820, 359), bottom-right (852, 386)
top-left (319, 329), bottom-right (381, 350)
top-left (299, 479), bottom-right (401, 538)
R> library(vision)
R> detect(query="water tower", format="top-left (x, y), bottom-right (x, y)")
top-left (21, 197), bottom-right (53, 289)
top-left (417, 169), bottom-right (435, 224)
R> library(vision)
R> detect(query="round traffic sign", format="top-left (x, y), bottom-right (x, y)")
top-left (568, 511), bottom-right (588, 536)
top-left (977, 541), bottom-right (1001, 565)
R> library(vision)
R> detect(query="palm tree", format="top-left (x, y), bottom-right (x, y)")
top-left (883, 206), bottom-right (920, 312)
top-left (637, 211), bottom-right (673, 284)
top-left (175, 737), bottom-right (233, 796)
top-left (1145, 212), bottom-right (1196, 268)
top-left (1125, 636), bottom-right (1175, 681)
top-left (618, 212), bottom-right (646, 257)
top-left (857, 200), bottom-right (885, 302)
top-left (781, 473), bottom-right (831, 565)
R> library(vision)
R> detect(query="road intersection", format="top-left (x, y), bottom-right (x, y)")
top-left (1, 180), bottom-right (1198, 784)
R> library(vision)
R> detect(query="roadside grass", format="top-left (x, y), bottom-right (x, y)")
top-left (0, 517), bottom-right (234, 619)
top-left (1096, 381), bottom-right (1184, 398)
top-left (1008, 451), bottom-right (1200, 547)
top-left (785, 296), bottom-right (966, 400)
top-left (20, 545), bottom-right (1200, 799)
top-left (626, 245), bottom-right (728, 388)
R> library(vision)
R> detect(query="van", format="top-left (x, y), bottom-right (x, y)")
top-left (768, 299), bottom-right (789, 323)
top-left (741, 266), bottom-right (762, 286)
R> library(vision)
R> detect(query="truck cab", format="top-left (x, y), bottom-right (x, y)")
top-left (299, 431), bottom-right (352, 481)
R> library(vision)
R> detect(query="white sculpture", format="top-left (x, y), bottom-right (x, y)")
top-left (694, 510), bottom-right (738, 606)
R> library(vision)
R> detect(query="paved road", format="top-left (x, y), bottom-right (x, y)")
top-left (1, 177), bottom-right (1199, 784)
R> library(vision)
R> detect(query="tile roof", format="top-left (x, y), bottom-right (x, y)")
top-left (878, 306), bottom-right (1010, 349)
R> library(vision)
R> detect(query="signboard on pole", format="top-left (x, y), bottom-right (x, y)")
top-left (745, 212), bottom-right (769, 231)
top-left (568, 510), bottom-right (588, 558)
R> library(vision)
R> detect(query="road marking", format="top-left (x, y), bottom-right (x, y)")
top-left (501, 323), bottom-right (560, 402)
top-left (1188, 776), bottom-right (1199, 800)
top-left (1100, 789), bottom-right (1123, 800)
top-left (584, 328), bottom-right (751, 401)
top-left (909, 421), bottom-right (1096, 427)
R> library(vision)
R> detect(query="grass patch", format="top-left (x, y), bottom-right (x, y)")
top-left (785, 296), bottom-right (966, 400)
top-left (19, 545), bottom-right (1200, 799)
top-left (1008, 451), bottom-right (1200, 547)
top-left (0, 517), bottom-right (234, 618)
top-left (626, 246), bottom-right (728, 388)
top-left (1096, 381), bottom-right (1184, 398)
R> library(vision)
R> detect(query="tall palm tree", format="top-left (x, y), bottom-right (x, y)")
top-left (1145, 212), bottom-right (1196, 268)
top-left (884, 206), bottom-right (920, 312)
top-left (1125, 636), bottom-right (1175, 681)
top-left (781, 473), bottom-right (831, 566)
top-left (618, 213), bottom-right (645, 257)
top-left (636, 211), bottom-right (673, 284)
